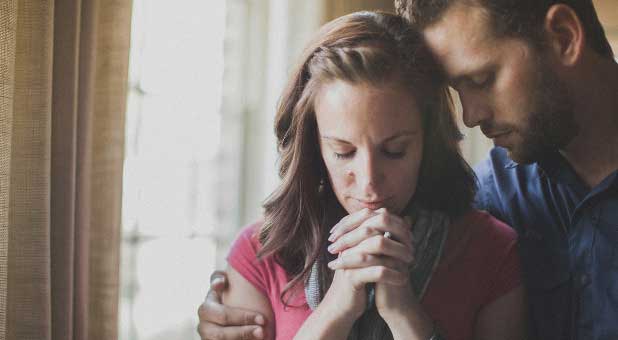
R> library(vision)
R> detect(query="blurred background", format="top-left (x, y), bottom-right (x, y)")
top-left (117, 1), bottom-right (618, 339)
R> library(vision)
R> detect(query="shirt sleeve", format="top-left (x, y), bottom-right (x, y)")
top-left (473, 153), bottom-right (508, 225)
top-left (480, 216), bottom-right (523, 305)
top-left (226, 223), bottom-right (270, 296)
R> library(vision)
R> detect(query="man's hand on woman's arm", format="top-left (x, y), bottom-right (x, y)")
top-left (197, 270), bottom-right (267, 340)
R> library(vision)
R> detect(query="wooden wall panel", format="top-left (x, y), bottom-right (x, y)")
top-left (593, 0), bottom-right (618, 54)
top-left (323, 0), bottom-right (394, 22)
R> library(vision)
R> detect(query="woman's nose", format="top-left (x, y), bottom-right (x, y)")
top-left (351, 152), bottom-right (384, 195)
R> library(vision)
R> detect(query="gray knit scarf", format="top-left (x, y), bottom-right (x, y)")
top-left (304, 207), bottom-right (450, 340)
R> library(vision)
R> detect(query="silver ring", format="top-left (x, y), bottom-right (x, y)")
top-left (383, 231), bottom-right (392, 239)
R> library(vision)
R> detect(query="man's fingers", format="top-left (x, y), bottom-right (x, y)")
top-left (210, 270), bottom-right (228, 290)
top-left (205, 270), bottom-right (228, 306)
top-left (197, 323), bottom-right (264, 340)
top-left (205, 286), bottom-right (222, 304)
top-left (198, 299), bottom-right (265, 327)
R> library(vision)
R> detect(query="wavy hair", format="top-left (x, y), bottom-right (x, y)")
top-left (257, 11), bottom-right (476, 304)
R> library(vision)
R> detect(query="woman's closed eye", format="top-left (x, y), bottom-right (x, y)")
top-left (334, 150), bottom-right (355, 160)
top-left (383, 149), bottom-right (405, 159)
top-left (382, 141), bottom-right (409, 159)
top-left (333, 148), bottom-right (407, 160)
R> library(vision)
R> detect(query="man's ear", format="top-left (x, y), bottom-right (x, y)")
top-left (543, 4), bottom-right (585, 66)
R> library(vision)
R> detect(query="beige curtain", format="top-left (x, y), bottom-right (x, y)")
top-left (0, 0), bottom-right (132, 339)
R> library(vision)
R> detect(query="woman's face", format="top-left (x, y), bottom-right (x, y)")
top-left (314, 80), bottom-right (424, 215)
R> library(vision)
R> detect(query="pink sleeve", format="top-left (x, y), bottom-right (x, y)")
top-left (481, 216), bottom-right (522, 305)
top-left (226, 223), bottom-right (270, 296)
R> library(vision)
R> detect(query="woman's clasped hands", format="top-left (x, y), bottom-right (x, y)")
top-left (322, 207), bottom-right (417, 322)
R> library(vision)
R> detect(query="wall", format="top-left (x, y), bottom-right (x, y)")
top-left (594, 0), bottom-right (618, 53)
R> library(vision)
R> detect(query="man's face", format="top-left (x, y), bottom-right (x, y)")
top-left (422, 2), bottom-right (578, 164)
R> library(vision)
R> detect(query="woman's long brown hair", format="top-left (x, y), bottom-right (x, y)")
top-left (257, 11), bottom-right (476, 305)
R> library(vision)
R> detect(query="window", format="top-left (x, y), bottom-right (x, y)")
top-left (119, 1), bottom-right (330, 338)
top-left (119, 1), bottom-right (228, 339)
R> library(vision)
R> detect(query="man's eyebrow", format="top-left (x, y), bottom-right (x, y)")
top-left (450, 61), bottom-right (496, 86)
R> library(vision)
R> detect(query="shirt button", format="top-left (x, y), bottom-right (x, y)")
top-left (524, 229), bottom-right (543, 241)
top-left (580, 274), bottom-right (591, 287)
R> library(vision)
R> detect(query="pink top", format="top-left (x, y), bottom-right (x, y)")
top-left (227, 210), bottom-right (521, 340)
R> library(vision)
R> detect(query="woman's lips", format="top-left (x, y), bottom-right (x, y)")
top-left (356, 198), bottom-right (389, 210)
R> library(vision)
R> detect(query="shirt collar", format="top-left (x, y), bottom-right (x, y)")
top-left (502, 151), bottom-right (561, 174)
top-left (506, 150), bottom-right (618, 196)
top-left (504, 151), bottom-right (585, 188)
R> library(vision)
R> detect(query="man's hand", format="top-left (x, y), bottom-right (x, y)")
top-left (197, 270), bottom-right (266, 340)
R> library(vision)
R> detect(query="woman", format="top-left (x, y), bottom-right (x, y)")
top-left (222, 11), bottom-right (527, 340)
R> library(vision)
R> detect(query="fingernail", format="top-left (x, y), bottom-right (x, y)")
top-left (328, 233), bottom-right (336, 242)
top-left (327, 260), bottom-right (337, 269)
top-left (253, 326), bottom-right (264, 339)
top-left (328, 244), bottom-right (337, 253)
top-left (330, 223), bottom-right (338, 233)
top-left (255, 314), bottom-right (265, 325)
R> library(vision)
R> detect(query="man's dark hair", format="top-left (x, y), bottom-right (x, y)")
top-left (395, 0), bottom-right (614, 58)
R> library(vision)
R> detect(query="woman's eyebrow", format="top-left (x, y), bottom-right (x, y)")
top-left (320, 130), bottom-right (419, 144)
top-left (320, 136), bottom-right (352, 144)
top-left (383, 130), bottom-right (419, 143)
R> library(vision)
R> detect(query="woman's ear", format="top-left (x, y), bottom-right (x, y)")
top-left (543, 4), bottom-right (585, 67)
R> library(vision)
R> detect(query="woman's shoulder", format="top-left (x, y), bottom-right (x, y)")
top-left (236, 220), bottom-right (263, 241)
top-left (452, 209), bottom-right (517, 244)
top-left (229, 220), bottom-right (265, 256)
top-left (442, 209), bottom-right (518, 266)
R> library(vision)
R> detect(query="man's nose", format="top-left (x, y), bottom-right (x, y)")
top-left (460, 92), bottom-right (492, 128)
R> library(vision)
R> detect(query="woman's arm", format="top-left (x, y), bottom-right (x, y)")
top-left (293, 284), bottom-right (359, 340)
top-left (473, 285), bottom-right (528, 340)
top-left (222, 266), bottom-right (276, 340)
top-left (379, 293), bottom-right (434, 340)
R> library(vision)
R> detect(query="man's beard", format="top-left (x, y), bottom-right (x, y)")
top-left (506, 59), bottom-right (579, 164)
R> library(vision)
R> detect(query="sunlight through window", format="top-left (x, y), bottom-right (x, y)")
top-left (120, 1), bottom-right (226, 339)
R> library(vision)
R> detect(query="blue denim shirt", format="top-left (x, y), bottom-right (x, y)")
top-left (474, 147), bottom-right (618, 340)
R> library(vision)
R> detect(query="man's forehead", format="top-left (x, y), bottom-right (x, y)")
top-left (422, 2), bottom-right (494, 47)
top-left (421, 2), bottom-right (496, 77)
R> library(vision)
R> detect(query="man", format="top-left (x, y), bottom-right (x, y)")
top-left (198, 0), bottom-right (618, 339)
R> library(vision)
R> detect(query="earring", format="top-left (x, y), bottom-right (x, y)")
top-left (318, 178), bottom-right (326, 193)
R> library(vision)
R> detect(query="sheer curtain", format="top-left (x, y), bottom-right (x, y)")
top-left (0, 1), bottom-right (132, 339)
top-left (215, 0), bottom-right (327, 266)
